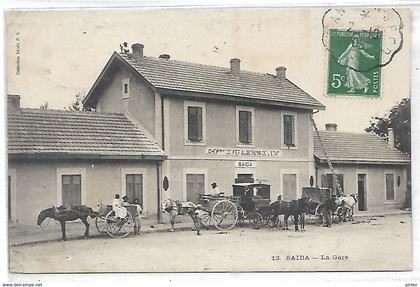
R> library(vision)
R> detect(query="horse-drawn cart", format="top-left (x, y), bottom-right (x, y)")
top-left (95, 204), bottom-right (136, 238)
top-left (197, 194), bottom-right (240, 231)
top-left (302, 187), bottom-right (343, 225)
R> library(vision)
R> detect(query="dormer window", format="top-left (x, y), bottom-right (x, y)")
top-left (122, 78), bottom-right (130, 99)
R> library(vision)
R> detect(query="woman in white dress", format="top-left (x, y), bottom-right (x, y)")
top-left (337, 37), bottom-right (375, 93)
top-left (112, 194), bottom-right (127, 219)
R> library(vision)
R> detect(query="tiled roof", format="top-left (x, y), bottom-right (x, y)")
top-left (116, 53), bottom-right (324, 109)
top-left (8, 109), bottom-right (166, 159)
top-left (314, 131), bottom-right (410, 164)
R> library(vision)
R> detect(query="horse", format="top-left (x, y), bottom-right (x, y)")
top-left (37, 205), bottom-right (98, 241)
top-left (161, 199), bottom-right (197, 231)
top-left (270, 197), bottom-right (312, 232)
top-left (336, 194), bottom-right (358, 221)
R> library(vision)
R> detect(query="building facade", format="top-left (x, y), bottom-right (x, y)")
top-left (7, 95), bottom-right (166, 225)
top-left (314, 124), bottom-right (411, 213)
top-left (83, 43), bottom-right (325, 206)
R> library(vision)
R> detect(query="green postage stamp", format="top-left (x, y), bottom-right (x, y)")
top-left (327, 29), bottom-right (382, 97)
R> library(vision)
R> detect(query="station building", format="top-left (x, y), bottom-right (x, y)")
top-left (7, 43), bottom-right (410, 225)
top-left (83, 43), bottom-right (325, 209)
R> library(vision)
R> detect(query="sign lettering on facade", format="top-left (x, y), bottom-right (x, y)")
top-left (207, 147), bottom-right (282, 158)
top-left (235, 161), bottom-right (256, 168)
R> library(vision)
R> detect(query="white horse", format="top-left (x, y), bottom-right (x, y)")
top-left (161, 199), bottom-right (197, 231)
top-left (337, 194), bottom-right (358, 221)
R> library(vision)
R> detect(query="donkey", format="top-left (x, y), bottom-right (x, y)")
top-left (161, 199), bottom-right (197, 231)
top-left (37, 205), bottom-right (98, 241)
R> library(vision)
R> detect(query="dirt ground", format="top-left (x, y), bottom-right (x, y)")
top-left (9, 214), bottom-right (412, 273)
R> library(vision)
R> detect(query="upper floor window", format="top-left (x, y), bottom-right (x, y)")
top-left (236, 106), bottom-right (254, 145)
top-left (184, 101), bottom-right (206, 145)
top-left (281, 111), bottom-right (297, 148)
top-left (122, 78), bottom-right (130, 99)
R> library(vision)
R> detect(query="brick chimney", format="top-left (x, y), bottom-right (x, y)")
top-left (131, 43), bottom-right (144, 62)
top-left (276, 66), bottom-right (286, 80)
top-left (8, 94), bottom-right (21, 114)
top-left (325, 123), bottom-right (337, 131)
top-left (388, 128), bottom-right (395, 148)
top-left (230, 58), bottom-right (240, 76)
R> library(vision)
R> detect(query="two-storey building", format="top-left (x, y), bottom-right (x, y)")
top-left (83, 43), bottom-right (325, 208)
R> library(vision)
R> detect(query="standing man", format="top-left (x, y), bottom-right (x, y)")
top-left (322, 196), bottom-right (337, 228)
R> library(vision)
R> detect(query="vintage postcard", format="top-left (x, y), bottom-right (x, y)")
top-left (5, 7), bottom-right (411, 273)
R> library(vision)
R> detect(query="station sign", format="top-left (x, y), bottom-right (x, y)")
top-left (234, 161), bottom-right (256, 168)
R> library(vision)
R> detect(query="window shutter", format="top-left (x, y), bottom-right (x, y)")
top-left (188, 106), bottom-right (203, 141)
top-left (284, 115), bottom-right (294, 146)
top-left (239, 111), bottom-right (252, 143)
top-left (196, 108), bottom-right (203, 141)
top-left (247, 112), bottom-right (252, 143)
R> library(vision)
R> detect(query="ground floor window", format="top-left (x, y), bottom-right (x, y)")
top-left (385, 173), bottom-right (395, 201)
top-left (282, 174), bottom-right (297, 201)
top-left (186, 174), bottom-right (205, 203)
top-left (322, 173), bottom-right (344, 195)
top-left (62, 174), bottom-right (81, 207)
top-left (235, 173), bottom-right (254, 184)
top-left (126, 174), bottom-right (143, 207)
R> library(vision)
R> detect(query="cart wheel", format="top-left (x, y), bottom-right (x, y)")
top-left (211, 200), bottom-right (238, 231)
top-left (200, 211), bottom-right (212, 229)
top-left (95, 216), bottom-right (107, 233)
top-left (249, 212), bottom-right (263, 229)
top-left (105, 210), bottom-right (134, 238)
top-left (333, 206), bottom-right (343, 223)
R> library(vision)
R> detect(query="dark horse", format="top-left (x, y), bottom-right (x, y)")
top-left (270, 197), bottom-right (311, 231)
top-left (37, 205), bottom-right (98, 241)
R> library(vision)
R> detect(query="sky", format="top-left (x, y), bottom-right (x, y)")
top-left (6, 8), bottom-right (410, 132)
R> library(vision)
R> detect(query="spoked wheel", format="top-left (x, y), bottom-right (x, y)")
top-left (105, 210), bottom-right (134, 238)
top-left (333, 206), bottom-right (343, 223)
top-left (200, 210), bottom-right (212, 229)
top-left (95, 215), bottom-right (107, 233)
top-left (249, 212), bottom-right (263, 229)
top-left (211, 200), bottom-right (238, 231)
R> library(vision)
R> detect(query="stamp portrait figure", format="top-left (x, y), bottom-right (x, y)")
top-left (337, 36), bottom-right (375, 94)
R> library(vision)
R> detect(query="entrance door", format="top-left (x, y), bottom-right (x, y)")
top-left (357, 174), bottom-right (367, 211)
top-left (126, 174), bottom-right (143, 207)
top-left (8, 176), bottom-right (11, 222)
top-left (186, 174), bottom-right (205, 203)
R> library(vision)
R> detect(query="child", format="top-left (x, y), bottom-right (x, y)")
top-left (132, 198), bottom-right (143, 235)
top-left (193, 204), bottom-right (205, 236)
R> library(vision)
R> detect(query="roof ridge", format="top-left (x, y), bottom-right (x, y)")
top-left (121, 52), bottom-right (284, 80)
top-left (19, 108), bottom-right (125, 116)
